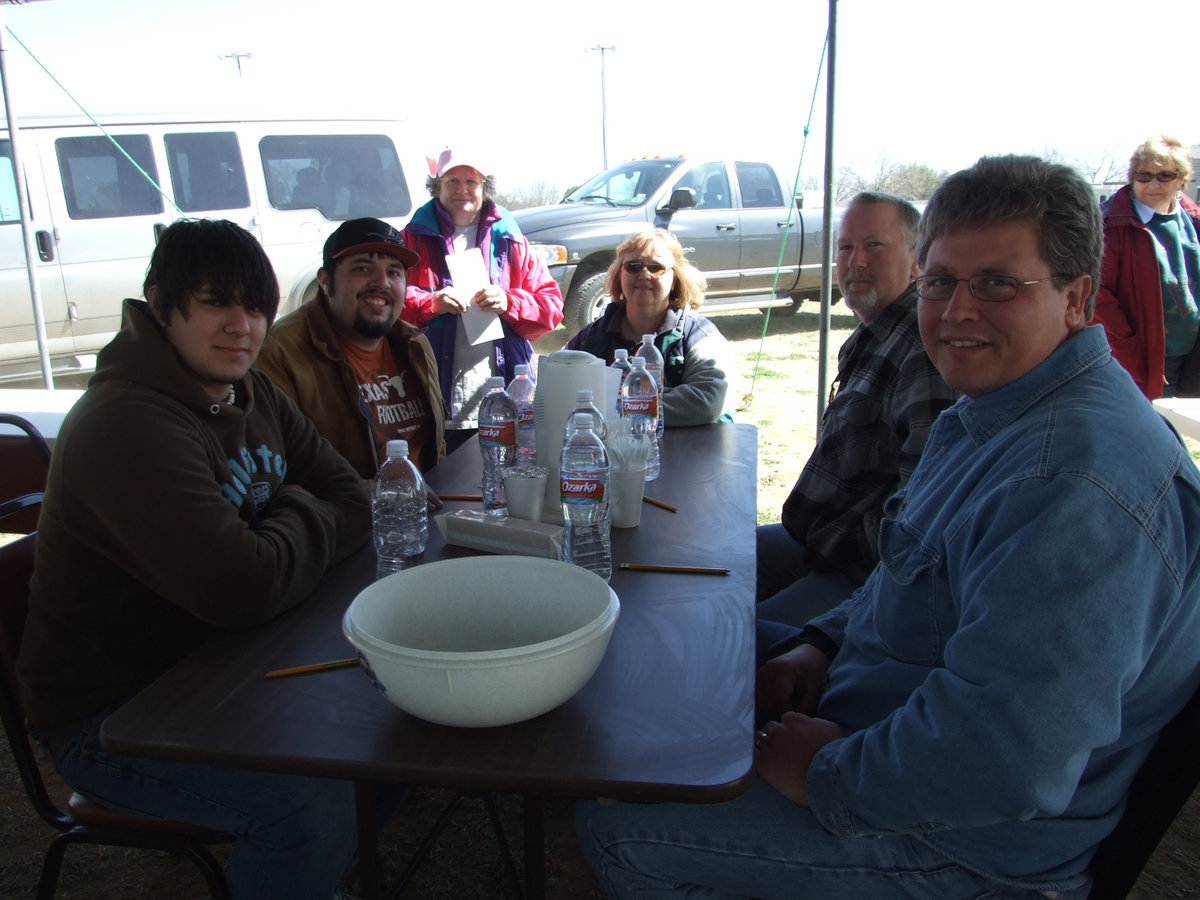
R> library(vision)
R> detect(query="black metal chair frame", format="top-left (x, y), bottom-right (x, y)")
top-left (0, 528), bottom-right (232, 899)
top-left (1088, 682), bottom-right (1200, 899)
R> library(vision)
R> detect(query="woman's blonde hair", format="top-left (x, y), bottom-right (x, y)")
top-left (604, 228), bottom-right (707, 310)
top-left (1127, 135), bottom-right (1193, 185)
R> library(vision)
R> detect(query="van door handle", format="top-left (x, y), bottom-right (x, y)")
top-left (35, 230), bottom-right (54, 262)
top-left (716, 223), bottom-right (736, 231)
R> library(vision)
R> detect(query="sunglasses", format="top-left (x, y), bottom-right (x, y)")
top-left (622, 261), bottom-right (671, 276)
top-left (1133, 171), bottom-right (1181, 184)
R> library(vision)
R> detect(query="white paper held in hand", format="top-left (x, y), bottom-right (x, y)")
top-left (446, 248), bottom-right (505, 345)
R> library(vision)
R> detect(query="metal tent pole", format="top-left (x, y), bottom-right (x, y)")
top-left (0, 0), bottom-right (54, 388)
top-left (816, 0), bottom-right (837, 427)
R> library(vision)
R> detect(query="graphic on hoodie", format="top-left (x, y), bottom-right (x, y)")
top-left (221, 443), bottom-right (288, 510)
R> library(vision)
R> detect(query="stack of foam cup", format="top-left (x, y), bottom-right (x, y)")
top-left (534, 350), bottom-right (606, 525)
top-left (605, 418), bottom-right (652, 528)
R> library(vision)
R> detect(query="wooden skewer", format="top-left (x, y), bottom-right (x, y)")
top-left (618, 563), bottom-right (729, 576)
top-left (264, 657), bottom-right (360, 679)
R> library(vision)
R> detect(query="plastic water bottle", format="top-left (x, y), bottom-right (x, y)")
top-left (633, 333), bottom-right (665, 448)
top-left (621, 356), bottom-right (660, 481)
top-left (507, 364), bottom-right (537, 467)
top-left (372, 439), bottom-right (428, 578)
top-left (560, 413), bottom-right (612, 582)
top-left (563, 388), bottom-right (607, 442)
top-left (610, 348), bottom-right (632, 418)
top-left (478, 376), bottom-right (516, 515)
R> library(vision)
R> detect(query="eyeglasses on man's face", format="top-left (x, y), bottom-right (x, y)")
top-left (913, 274), bottom-right (1062, 303)
top-left (1133, 171), bottom-right (1181, 184)
top-left (444, 176), bottom-right (482, 189)
top-left (622, 260), bottom-right (671, 276)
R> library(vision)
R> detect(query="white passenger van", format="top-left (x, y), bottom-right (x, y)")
top-left (0, 115), bottom-right (424, 381)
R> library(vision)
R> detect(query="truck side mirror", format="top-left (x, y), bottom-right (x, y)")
top-left (665, 187), bottom-right (697, 211)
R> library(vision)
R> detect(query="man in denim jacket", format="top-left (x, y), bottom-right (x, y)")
top-left (576, 156), bottom-right (1200, 898)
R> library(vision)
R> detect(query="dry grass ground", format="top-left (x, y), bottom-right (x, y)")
top-left (1, 305), bottom-right (1197, 897)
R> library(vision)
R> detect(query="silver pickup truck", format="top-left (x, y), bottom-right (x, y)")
top-left (513, 156), bottom-right (832, 334)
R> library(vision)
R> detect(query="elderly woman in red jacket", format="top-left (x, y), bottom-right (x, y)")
top-left (1095, 135), bottom-right (1200, 399)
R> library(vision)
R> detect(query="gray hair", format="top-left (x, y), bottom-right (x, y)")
top-left (425, 173), bottom-right (497, 200)
top-left (846, 191), bottom-right (922, 253)
top-left (917, 155), bottom-right (1101, 320)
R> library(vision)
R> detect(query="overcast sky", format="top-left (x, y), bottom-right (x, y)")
top-left (2, 0), bottom-right (1196, 192)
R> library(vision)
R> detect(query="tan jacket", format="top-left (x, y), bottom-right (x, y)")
top-left (256, 298), bottom-right (446, 477)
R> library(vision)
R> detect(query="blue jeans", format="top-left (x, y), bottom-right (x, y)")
top-left (755, 524), bottom-right (859, 623)
top-left (755, 523), bottom-right (859, 668)
top-left (575, 778), bottom-right (1084, 899)
top-left (45, 706), bottom-right (359, 900)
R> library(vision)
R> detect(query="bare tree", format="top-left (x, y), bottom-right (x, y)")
top-left (834, 157), bottom-right (947, 202)
top-left (1073, 150), bottom-right (1126, 186)
top-left (495, 180), bottom-right (566, 210)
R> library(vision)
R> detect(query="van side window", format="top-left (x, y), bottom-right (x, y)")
top-left (259, 134), bottom-right (412, 220)
top-left (0, 141), bottom-right (20, 223)
top-left (165, 132), bottom-right (251, 212)
top-left (55, 135), bottom-right (163, 219)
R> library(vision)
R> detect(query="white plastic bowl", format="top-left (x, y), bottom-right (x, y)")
top-left (342, 556), bottom-right (620, 727)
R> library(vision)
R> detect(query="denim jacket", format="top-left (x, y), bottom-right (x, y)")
top-left (805, 325), bottom-right (1200, 892)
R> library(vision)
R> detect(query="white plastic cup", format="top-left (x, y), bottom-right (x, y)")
top-left (501, 466), bottom-right (548, 522)
top-left (609, 467), bottom-right (647, 528)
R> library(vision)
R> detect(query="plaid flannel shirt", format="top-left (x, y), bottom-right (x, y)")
top-left (780, 285), bottom-right (956, 581)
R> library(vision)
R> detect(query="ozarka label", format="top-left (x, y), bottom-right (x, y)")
top-left (479, 421), bottom-right (515, 447)
top-left (560, 471), bottom-right (607, 503)
top-left (622, 395), bottom-right (657, 418)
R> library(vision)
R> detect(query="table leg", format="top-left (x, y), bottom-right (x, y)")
top-left (523, 794), bottom-right (545, 900)
top-left (354, 780), bottom-right (382, 900)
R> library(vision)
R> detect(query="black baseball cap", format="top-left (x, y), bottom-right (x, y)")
top-left (322, 218), bottom-right (418, 270)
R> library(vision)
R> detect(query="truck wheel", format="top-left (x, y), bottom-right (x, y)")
top-left (565, 271), bottom-right (611, 335)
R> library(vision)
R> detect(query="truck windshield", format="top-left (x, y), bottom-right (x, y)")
top-left (564, 159), bottom-right (680, 208)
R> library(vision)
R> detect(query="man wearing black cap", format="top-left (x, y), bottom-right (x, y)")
top-left (258, 217), bottom-right (446, 476)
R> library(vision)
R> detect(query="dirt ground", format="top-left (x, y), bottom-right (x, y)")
top-left (1, 305), bottom-right (1197, 897)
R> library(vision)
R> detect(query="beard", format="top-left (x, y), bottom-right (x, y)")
top-left (842, 284), bottom-right (882, 319)
top-left (353, 312), bottom-right (395, 340)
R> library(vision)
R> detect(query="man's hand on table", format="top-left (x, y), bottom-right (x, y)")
top-left (756, 642), bottom-right (830, 719)
top-left (754, 640), bottom-right (842, 805)
top-left (755, 712), bottom-right (845, 805)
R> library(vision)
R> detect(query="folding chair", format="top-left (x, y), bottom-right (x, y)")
top-left (0, 413), bottom-right (52, 534)
top-left (0, 519), bottom-right (233, 899)
top-left (1088, 682), bottom-right (1200, 899)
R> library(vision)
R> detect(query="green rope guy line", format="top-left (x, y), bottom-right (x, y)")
top-left (4, 25), bottom-right (182, 215)
top-left (738, 31), bottom-right (828, 413)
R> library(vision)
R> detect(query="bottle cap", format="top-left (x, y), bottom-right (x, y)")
top-left (573, 413), bottom-right (593, 429)
top-left (614, 348), bottom-right (628, 359)
top-left (514, 364), bottom-right (530, 376)
top-left (386, 439), bottom-right (409, 458)
top-left (576, 389), bottom-right (593, 401)
top-left (487, 376), bottom-right (505, 389)
top-left (641, 334), bottom-right (654, 343)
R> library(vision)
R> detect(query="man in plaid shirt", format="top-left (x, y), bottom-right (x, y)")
top-left (757, 192), bottom-right (956, 629)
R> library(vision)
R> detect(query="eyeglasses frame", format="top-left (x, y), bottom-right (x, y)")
top-left (913, 274), bottom-right (1065, 303)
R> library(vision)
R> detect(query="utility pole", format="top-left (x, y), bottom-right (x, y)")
top-left (220, 51), bottom-right (252, 78)
top-left (586, 44), bottom-right (615, 169)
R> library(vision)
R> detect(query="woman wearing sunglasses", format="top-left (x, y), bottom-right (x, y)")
top-left (565, 227), bottom-right (734, 425)
top-left (1094, 135), bottom-right (1200, 399)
